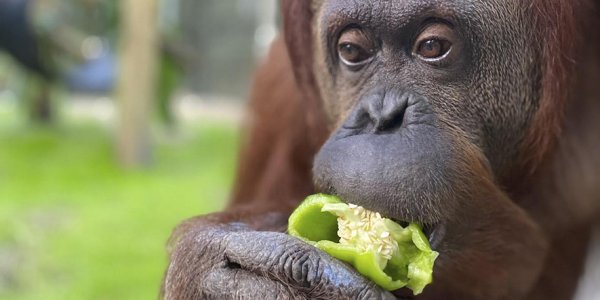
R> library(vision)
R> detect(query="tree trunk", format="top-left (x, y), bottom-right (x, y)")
top-left (117, 0), bottom-right (159, 167)
top-left (26, 76), bottom-right (53, 124)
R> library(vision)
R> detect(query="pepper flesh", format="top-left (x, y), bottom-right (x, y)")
top-left (288, 194), bottom-right (439, 294)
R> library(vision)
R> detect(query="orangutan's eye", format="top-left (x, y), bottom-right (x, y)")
top-left (337, 28), bottom-right (377, 68)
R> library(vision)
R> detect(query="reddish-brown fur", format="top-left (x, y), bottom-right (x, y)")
top-left (228, 0), bottom-right (328, 211)
top-left (228, 35), bottom-right (327, 213)
top-left (521, 0), bottom-right (593, 176)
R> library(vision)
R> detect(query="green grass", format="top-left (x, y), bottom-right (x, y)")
top-left (0, 107), bottom-right (238, 299)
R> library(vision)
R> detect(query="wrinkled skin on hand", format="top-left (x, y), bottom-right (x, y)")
top-left (163, 212), bottom-right (396, 300)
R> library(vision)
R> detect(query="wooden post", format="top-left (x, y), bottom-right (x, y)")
top-left (117, 0), bottom-right (159, 167)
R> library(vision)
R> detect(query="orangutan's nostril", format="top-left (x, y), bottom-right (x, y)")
top-left (225, 256), bottom-right (242, 269)
top-left (376, 107), bottom-right (406, 132)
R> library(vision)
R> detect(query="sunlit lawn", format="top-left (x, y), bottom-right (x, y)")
top-left (0, 104), bottom-right (238, 300)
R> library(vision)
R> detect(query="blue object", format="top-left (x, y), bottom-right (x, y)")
top-left (66, 51), bottom-right (116, 93)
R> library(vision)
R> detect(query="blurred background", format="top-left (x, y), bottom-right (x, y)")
top-left (0, 1), bottom-right (599, 300)
top-left (0, 0), bottom-right (277, 299)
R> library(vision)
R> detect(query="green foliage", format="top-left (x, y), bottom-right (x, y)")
top-left (0, 114), bottom-right (238, 299)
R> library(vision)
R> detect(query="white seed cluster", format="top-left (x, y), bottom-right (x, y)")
top-left (327, 203), bottom-right (399, 267)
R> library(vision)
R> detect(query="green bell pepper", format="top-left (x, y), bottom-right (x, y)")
top-left (288, 194), bottom-right (438, 295)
